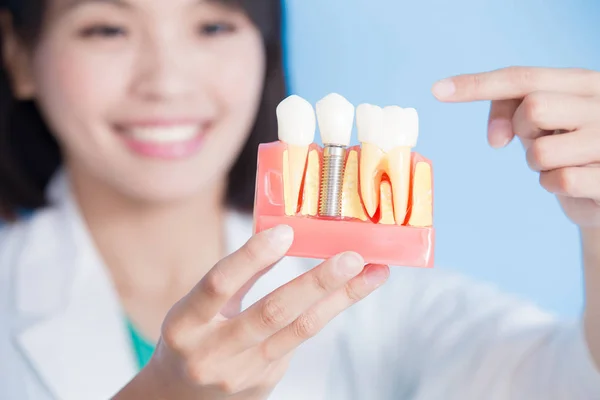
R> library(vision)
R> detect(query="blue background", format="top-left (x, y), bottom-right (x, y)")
top-left (283, 0), bottom-right (600, 316)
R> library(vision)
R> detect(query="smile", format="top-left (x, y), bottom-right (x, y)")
top-left (126, 125), bottom-right (201, 143)
top-left (117, 122), bottom-right (209, 160)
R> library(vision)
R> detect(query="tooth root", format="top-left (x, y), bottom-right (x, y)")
top-left (300, 149), bottom-right (320, 216)
top-left (386, 146), bottom-right (412, 225)
top-left (408, 162), bottom-right (433, 227)
top-left (282, 145), bottom-right (309, 216)
top-left (341, 149), bottom-right (368, 221)
top-left (276, 95), bottom-right (316, 215)
top-left (379, 180), bottom-right (395, 224)
top-left (359, 143), bottom-right (385, 218)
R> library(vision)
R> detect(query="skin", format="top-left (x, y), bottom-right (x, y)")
top-left (115, 227), bottom-right (389, 399)
top-left (432, 66), bottom-right (600, 369)
top-left (3, 1), bottom-right (599, 398)
top-left (2, 0), bottom-right (391, 399)
top-left (114, 66), bottom-right (600, 399)
top-left (3, 0), bottom-right (270, 338)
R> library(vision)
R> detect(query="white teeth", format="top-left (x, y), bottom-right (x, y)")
top-left (316, 93), bottom-right (354, 146)
top-left (357, 104), bottom-right (420, 224)
top-left (276, 94), bottom-right (316, 216)
top-left (383, 106), bottom-right (419, 150)
top-left (357, 105), bottom-right (419, 151)
top-left (276, 95), bottom-right (316, 145)
top-left (356, 103), bottom-right (384, 145)
top-left (128, 125), bottom-right (199, 143)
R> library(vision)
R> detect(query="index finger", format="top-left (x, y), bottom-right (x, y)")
top-left (432, 67), bottom-right (600, 102)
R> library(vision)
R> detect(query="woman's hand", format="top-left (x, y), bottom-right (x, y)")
top-left (432, 66), bottom-right (600, 228)
top-left (432, 66), bottom-right (600, 369)
top-left (115, 225), bottom-right (389, 400)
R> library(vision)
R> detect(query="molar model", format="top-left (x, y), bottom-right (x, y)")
top-left (252, 93), bottom-right (434, 268)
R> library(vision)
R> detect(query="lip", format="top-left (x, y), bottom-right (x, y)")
top-left (116, 120), bottom-right (211, 160)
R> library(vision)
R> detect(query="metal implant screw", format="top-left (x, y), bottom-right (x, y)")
top-left (318, 145), bottom-right (347, 217)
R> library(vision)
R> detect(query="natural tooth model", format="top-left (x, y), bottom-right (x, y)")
top-left (299, 148), bottom-right (321, 216)
top-left (384, 106), bottom-right (419, 224)
top-left (315, 93), bottom-right (355, 218)
top-left (253, 93), bottom-right (434, 268)
top-left (356, 103), bottom-right (385, 219)
top-left (358, 105), bottom-right (418, 224)
top-left (276, 95), bottom-right (316, 216)
top-left (407, 161), bottom-right (433, 227)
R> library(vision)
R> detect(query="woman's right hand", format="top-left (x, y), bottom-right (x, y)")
top-left (114, 224), bottom-right (390, 400)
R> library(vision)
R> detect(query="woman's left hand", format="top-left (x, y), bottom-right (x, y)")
top-left (432, 66), bottom-right (600, 228)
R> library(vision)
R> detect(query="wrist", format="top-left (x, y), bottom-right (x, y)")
top-left (580, 226), bottom-right (600, 238)
top-left (581, 227), bottom-right (600, 266)
top-left (112, 361), bottom-right (166, 400)
top-left (582, 227), bottom-right (600, 370)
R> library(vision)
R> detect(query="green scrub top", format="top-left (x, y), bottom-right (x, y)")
top-left (126, 320), bottom-right (156, 370)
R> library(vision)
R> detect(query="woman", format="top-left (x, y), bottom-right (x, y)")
top-left (0, 0), bottom-right (599, 399)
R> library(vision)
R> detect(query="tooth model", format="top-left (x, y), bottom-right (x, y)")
top-left (252, 94), bottom-right (434, 268)
top-left (358, 105), bottom-right (418, 224)
top-left (276, 95), bottom-right (316, 216)
top-left (316, 93), bottom-right (354, 217)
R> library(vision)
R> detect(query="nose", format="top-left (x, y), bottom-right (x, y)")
top-left (131, 34), bottom-right (195, 102)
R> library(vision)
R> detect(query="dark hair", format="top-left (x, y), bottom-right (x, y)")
top-left (0, 0), bottom-right (287, 220)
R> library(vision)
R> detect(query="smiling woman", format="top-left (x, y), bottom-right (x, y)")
top-left (0, 0), bottom-right (284, 219)
top-left (1, 0), bottom-right (600, 399)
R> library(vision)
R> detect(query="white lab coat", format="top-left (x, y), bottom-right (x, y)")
top-left (1, 172), bottom-right (600, 400)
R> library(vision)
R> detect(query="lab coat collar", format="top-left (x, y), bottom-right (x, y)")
top-left (13, 171), bottom-right (139, 399)
top-left (12, 171), bottom-right (333, 400)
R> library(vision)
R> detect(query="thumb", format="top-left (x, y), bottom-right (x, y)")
top-left (487, 99), bottom-right (520, 148)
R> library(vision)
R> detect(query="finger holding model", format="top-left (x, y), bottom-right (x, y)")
top-left (114, 94), bottom-right (390, 400)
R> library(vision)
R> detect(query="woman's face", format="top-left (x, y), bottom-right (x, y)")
top-left (25, 0), bottom-right (265, 203)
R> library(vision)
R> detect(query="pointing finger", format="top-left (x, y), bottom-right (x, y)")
top-left (433, 67), bottom-right (600, 102)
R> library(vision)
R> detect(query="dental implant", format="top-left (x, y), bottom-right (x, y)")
top-left (315, 93), bottom-right (355, 218)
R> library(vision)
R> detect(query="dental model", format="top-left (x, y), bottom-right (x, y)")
top-left (358, 104), bottom-right (419, 224)
top-left (316, 93), bottom-right (354, 217)
top-left (276, 95), bottom-right (316, 216)
top-left (253, 93), bottom-right (434, 268)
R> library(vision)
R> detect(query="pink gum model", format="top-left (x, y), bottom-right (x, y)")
top-left (252, 141), bottom-right (435, 268)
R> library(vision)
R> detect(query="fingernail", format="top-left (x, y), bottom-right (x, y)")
top-left (336, 252), bottom-right (364, 276)
top-left (364, 264), bottom-right (389, 286)
top-left (432, 79), bottom-right (456, 99)
top-left (488, 119), bottom-right (513, 148)
top-left (266, 225), bottom-right (294, 249)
